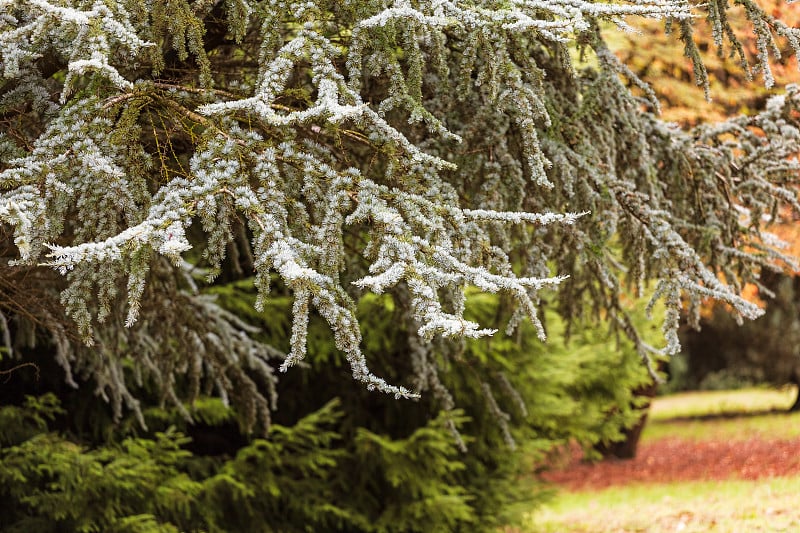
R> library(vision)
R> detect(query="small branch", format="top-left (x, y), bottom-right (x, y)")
top-left (0, 362), bottom-right (40, 383)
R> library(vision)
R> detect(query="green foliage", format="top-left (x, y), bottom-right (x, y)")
top-left (206, 280), bottom-right (659, 529)
top-left (0, 398), bottom-right (353, 532)
top-left (0, 426), bottom-right (196, 532)
top-left (0, 282), bottom-right (661, 532)
top-left (0, 393), bottom-right (482, 532)
top-left (347, 411), bottom-right (475, 532)
top-left (0, 393), bottom-right (63, 446)
top-left (459, 292), bottom-right (657, 459)
top-left (196, 399), bottom-right (352, 532)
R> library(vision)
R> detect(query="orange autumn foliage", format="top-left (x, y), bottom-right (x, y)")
top-left (610, 2), bottom-right (800, 126)
top-left (612, 0), bottom-right (800, 311)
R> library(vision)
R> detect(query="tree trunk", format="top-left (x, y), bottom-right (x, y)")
top-left (790, 394), bottom-right (800, 412)
top-left (790, 377), bottom-right (800, 412)
top-left (595, 380), bottom-right (659, 460)
top-left (595, 411), bottom-right (650, 459)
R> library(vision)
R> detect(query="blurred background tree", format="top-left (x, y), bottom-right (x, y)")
top-left (609, 0), bottom-right (800, 125)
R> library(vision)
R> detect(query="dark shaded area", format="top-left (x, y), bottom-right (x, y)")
top-left (680, 271), bottom-right (800, 412)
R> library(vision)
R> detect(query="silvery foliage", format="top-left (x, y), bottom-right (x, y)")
top-left (1, 0), bottom-right (799, 429)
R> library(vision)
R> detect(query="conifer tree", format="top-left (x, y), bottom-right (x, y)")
top-left (1, 0), bottom-right (800, 430)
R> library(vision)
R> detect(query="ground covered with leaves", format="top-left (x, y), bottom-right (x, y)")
top-left (542, 433), bottom-right (800, 491)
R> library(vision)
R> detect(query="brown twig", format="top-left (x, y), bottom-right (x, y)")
top-left (0, 362), bottom-right (40, 383)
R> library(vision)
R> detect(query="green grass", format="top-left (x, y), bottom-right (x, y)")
top-left (643, 387), bottom-right (800, 442)
top-left (524, 388), bottom-right (800, 532)
top-left (649, 387), bottom-right (797, 420)
top-left (529, 476), bottom-right (800, 532)
top-left (643, 410), bottom-right (800, 442)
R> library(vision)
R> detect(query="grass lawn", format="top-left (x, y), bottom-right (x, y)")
top-left (648, 387), bottom-right (797, 420)
top-left (530, 476), bottom-right (800, 532)
top-left (644, 387), bottom-right (800, 442)
top-left (526, 388), bottom-right (800, 533)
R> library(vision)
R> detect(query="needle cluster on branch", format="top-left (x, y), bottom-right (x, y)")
top-left (1, 0), bottom-right (799, 430)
